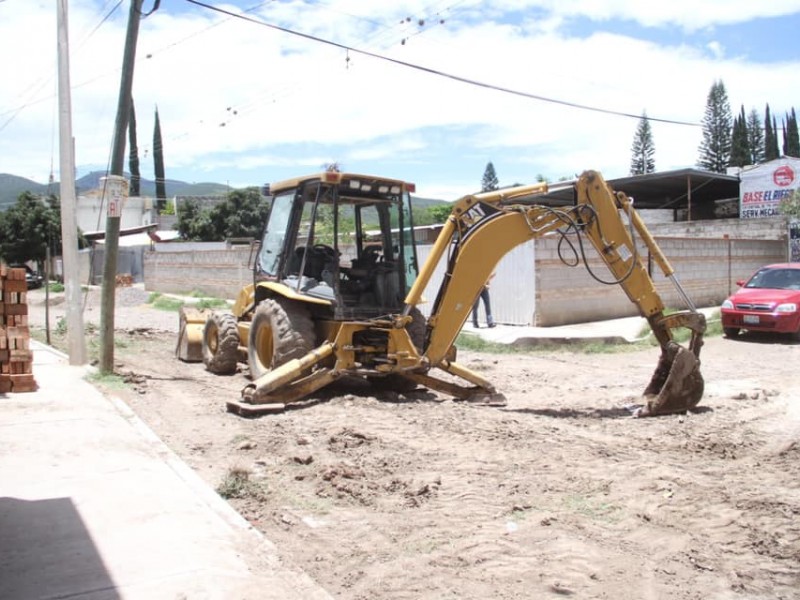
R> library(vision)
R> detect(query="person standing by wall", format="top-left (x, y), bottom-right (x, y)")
top-left (472, 272), bottom-right (496, 328)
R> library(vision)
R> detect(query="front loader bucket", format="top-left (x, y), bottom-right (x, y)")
top-left (176, 306), bottom-right (210, 362)
top-left (636, 342), bottom-right (704, 417)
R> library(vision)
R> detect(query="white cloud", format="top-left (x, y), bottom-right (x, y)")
top-left (706, 41), bottom-right (725, 59)
top-left (0, 1), bottom-right (798, 195)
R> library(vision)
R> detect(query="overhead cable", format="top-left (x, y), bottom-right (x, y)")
top-left (184, 0), bottom-right (700, 128)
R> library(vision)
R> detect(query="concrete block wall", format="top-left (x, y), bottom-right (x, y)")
top-left (143, 222), bottom-right (788, 327)
top-left (647, 216), bottom-right (787, 239)
top-left (534, 233), bottom-right (787, 326)
top-left (144, 248), bottom-right (254, 299)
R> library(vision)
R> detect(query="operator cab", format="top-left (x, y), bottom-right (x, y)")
top-left (255, 170), bottom-right (419, 319)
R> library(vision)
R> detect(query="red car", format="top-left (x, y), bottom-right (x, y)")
top-left (721, 263), bottom-right (800, 340)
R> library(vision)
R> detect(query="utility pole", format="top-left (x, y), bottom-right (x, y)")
top-left (99, 0), bottom-right (144, 373)
top-left (56, 0), bottom-right (87, 365)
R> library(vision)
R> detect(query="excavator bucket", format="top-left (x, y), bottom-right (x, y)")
top-left (176, 306), bottom-right (211, 362)
top-left (636, 342), bottom-right (704, 417)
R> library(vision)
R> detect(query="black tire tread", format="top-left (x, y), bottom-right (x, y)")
top-left (248, 298), bottom-right (315, 380)
top-left (203, 312), bottom-right (240, 375)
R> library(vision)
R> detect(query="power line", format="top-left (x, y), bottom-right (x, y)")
top-left (184, 0), bottom-right (700, 128)
top-left (0, 0), bottom-right (124, 134)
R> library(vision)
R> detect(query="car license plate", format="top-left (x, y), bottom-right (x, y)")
top-left (743, 314), bottom-right (760, 325)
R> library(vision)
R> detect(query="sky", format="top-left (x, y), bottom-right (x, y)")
top-left (1, 0), bottom-right (800, 201)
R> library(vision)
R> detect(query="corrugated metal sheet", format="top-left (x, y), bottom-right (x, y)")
top-left (415, 241), bottom-right (536, 325)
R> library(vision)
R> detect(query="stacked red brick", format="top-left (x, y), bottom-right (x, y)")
top-left (0, 266), bottom-right (38, 393)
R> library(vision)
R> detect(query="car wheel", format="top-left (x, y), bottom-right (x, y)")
top-left (723, 327), bottom-right (740, 338)
top-left (202, 312), bottom-right (240, 375)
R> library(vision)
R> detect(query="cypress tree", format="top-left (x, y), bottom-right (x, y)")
top-left (784, 108), bottom-right (800, 157)
top-left (629, 112), bottom-right (656, 175)
top-left (153, 106), bottom-right (166, 208)
top-left (783, 122), bottom-right (789, 156)
top-left (746, 108), bottom-right (764, 164)
top-left (128, 100), bottom-right (140, 197)
top-left (481, 162), bottom-right (499, 192)
top-left (729, 106), bottom-right (750, 168)
top-left (764, 105), bottom-right (780, 161)
top-left (697, 80), bottom-right (733, 173)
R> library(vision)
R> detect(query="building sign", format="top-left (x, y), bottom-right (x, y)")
top-left (739, 158), bottom-right (800, 219)
top-left (101, 175), bottom-right (130, 218)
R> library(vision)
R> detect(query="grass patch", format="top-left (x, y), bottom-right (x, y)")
top-left (563, 494), bottom-right (622, 523)
top-left (48, 281), bottom-right (65, 293)
top-left (456, 332), bottom-right (649, 355)
top-left (86, 371), bottom-right (129, 390)
top-left (149, 295), bottom-right (186, 312)
top-left (637, 308), bottom-right (722, 345)
top-left (216, 466), bottom-right (268, 501)
top-left (456, 332), bottom-right (527, 354)
top-left (196, 297), bottom-right (229, 310)
top-left (147, 290), bottom-right (227, 311)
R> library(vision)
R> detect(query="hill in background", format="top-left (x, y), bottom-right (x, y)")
top-left (1, 171), bottom-right (450, 214)
top-left (0, 171), bottom-right (232, 210)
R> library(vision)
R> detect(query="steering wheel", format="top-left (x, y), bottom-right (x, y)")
top-left (312, 244), bottom-right (338, 259)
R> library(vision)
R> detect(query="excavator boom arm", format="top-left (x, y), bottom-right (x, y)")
top-left (405, 170), bottom-right (705, 416)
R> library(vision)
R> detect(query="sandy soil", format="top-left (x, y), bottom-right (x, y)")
top-left (27, 287), bottom-right (800, 600)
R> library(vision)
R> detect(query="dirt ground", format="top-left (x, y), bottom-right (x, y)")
top-left (27, 287), bottom-right (800, 600)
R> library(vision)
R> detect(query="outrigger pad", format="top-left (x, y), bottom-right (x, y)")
top-left (176, 306), bottom-right (210, 362)
top-left (637, 343), bottom-right (704, 417)
top-left (226, 398), bottom-right (286, 416)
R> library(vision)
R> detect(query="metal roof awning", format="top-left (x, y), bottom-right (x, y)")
top-left (537, 168), bottom-right (741, 210)
top-left (83, 223), bottom-right (158, 242)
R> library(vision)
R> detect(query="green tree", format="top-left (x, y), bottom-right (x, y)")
top-left (177, 188), bottom-right (269, 241)
top-left (424, 203), bottom-right (453, 224)
top-left (128, 100), bottom-right (140, 197)
top-left (783, 108), bottom-right (799, 157)
top-left (746, 108), bottom-right (764, 164)
top-left (764, 104), bottom-right (780, 161)
top-left (697, 80), bottom-right (732, 173)
top-left (153, 106), bottom-right (166, 208)
top-left (629, 112), bottom-right (656, 175)
top-left (481, 162), bottom-right (499, 192)
top-left (0, 192), bottom-right (64, 269)
top-left (779, 188), bottom-right (800, 219)
top-left (729, 106), bottom-right (750, 168)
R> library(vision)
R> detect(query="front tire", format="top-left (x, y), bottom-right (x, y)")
top-left (247, 298), bottom-right (315, 380)
top-left (202, 312), bottom-right (239, 375)
top-left (723, 327), bottom-right (740, 338)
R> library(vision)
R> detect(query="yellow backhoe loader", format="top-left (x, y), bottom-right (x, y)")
top-left (177, 169), bottom-right (705, 417)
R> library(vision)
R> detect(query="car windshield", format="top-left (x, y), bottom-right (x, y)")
top-left (745, 268), bottom-right (800, 290)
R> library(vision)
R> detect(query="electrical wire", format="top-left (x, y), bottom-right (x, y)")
top-left (183, 0), bottom-right (700, 128)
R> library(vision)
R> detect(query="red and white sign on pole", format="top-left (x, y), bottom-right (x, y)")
top-left (101, 175), bottom-right (129, 218)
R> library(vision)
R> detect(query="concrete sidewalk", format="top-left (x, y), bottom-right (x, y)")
top-left (0, 343), bottom-right (332, 600)
top-left (464, 307), bottom-right (719, 346)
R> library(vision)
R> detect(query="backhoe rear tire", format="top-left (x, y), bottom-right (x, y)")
top-left (247, 298), bottom-right (315, 381)
top-left (202, 312), bottom-right (239, 375)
